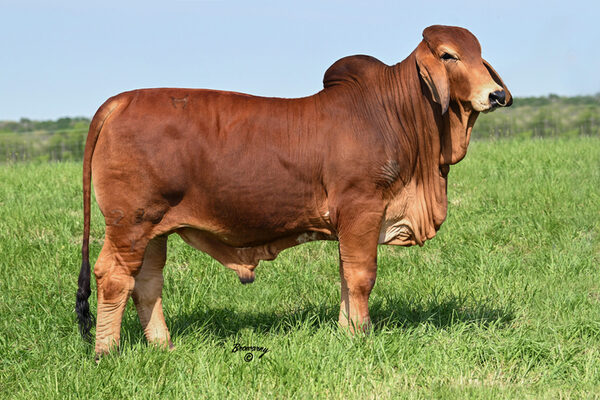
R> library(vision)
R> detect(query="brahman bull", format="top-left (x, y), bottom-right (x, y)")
top-left (76, 25), bottom-right (511, 356)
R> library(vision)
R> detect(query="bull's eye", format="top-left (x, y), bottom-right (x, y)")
top-left (441, 52), bottom-right (457, 61)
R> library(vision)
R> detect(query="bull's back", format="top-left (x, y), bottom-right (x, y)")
top-left (91, 88), bottom-right (329, 244)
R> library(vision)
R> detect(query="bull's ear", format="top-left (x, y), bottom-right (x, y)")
top-left (415, 41), bottom-right (450, 114)
top-left (483, 59), bottom-right (512, 106)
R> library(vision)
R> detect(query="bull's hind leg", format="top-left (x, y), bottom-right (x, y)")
top-left (94, 230), bottom-right (149, 357)
top-left (131, 236), bottom-right (173, 349)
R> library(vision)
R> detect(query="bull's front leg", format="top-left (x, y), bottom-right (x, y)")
top-left (335, 207), bottom-right (383, 333)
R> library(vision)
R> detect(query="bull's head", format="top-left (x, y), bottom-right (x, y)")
top-left (415, 25), bottom-right (511, 164)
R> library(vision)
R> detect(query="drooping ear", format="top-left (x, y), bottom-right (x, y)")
top-left (415, 41), bottom-right (450, 114)
top-left (483, 59), bottom-right (512, 106)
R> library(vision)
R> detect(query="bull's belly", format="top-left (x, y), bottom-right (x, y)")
top-left (167, 192), bottom-right (335, 267)
top-left (175, 226), bottom-right (335, 283)
top-left (169, 196), bottom-right (332, 248)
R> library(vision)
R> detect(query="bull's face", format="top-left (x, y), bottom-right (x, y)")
top-left (414, 25), bottom-right (511, 165)
top-left (415, 25), bottom-right (512, 114)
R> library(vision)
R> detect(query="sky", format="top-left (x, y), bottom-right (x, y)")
top-left (1, 0), bottom-right (599, 120)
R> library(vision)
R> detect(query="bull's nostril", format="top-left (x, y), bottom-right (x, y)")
top-left (489, 90), bottom-right (506, 106)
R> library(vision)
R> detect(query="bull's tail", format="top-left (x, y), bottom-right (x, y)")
top-left (76, 97), bottom-right (122, 341)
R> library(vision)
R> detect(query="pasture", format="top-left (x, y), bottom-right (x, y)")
top-left (0, 137), bottom-right (599, 398)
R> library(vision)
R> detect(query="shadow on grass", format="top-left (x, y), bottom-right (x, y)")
top-left (120, 294), bottom-right (515, 345)
top-left (369, 295), bottom-right (515, 331)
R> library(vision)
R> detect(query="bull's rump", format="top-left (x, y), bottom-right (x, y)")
top-left (90, 88), bottom-right (329, 245)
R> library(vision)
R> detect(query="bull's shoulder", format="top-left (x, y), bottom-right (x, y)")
top-left (323, 55), bottom-right (386, 88)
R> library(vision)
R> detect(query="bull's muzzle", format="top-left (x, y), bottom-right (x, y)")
top-left (489, 90), bottom-right (508, 108)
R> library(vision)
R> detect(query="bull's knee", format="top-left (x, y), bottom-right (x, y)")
top-left (347, 271), bottom-right (376, 298)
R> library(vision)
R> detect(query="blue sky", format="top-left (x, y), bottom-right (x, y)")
top-left (1, 0), bottom-right (598, 120)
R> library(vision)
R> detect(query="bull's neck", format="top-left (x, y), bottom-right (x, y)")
top-left (382, 55), bottom-right (449, 239)
top-left (386, 53), bottom-right (445, 159)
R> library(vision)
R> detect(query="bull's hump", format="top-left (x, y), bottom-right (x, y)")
top-left (323, 55), bottom-right (386, 88)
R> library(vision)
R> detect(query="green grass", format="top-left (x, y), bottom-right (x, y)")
top-left (0, 137), bottom-right (599, 399)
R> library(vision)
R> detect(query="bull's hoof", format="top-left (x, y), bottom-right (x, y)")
top-left (94, 351), bottom-right (110, 363)
top-left (338, 315), bottom-right (372, 335)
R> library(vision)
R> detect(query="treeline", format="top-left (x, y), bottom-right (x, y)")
top-left (1, 95), bottom-right (599, 162)
top-left (0, 117), bottom-right (89, 162)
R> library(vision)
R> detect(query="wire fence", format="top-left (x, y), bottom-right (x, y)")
top-left (0, 129), bottom-right (87, 163)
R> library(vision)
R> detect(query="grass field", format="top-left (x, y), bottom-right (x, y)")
top-left (0, 137), bottom-right (599, 399)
